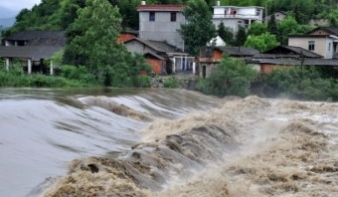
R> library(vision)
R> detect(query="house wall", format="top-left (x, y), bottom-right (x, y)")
top-left (199, 62), bottom-right (217, 78)
top-left (139, 11), bottom-right (184, 50)
top-left (265, 12), bottom-right (286, 22)
top-left (308, 29), bottom-right (331, 36)
top-left (288, 37), bottom-right (332, 59)
top-left (260, 64), bottom-right (291, 74)
top-left (213, 7), bottom-right (263, 18)
top-left (212, 6), bottom-right (263, 31)
top-left (146, 58), bottom-right (163, 74)
top-left (214, 49), bottom-right (223, 60)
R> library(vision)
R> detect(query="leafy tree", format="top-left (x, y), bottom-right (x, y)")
top-left (328, 10), bottom-right (338, 27)
top-left (63, 0), bottom-right (150, 86)
top-left (277, 16), bottom-right (298, 45)
top-left (244, 33), bottom-right (279, 52)
top-left (218, 22), bottom-right (235, 46)
top-left (196, 55), bottom-right (257, 97)
top-left (235, 25), bottom-right (247, 46)
top-left (180, 0), bottom-right (216, 56)
top-left (267, 14), bottom-right (278, 35)
top-left (247, 23), bottom-right (267, 36)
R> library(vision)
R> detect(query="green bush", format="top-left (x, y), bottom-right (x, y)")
top-left (262, 66), bottom-right (338, 101)
top-left (133, 75), bottom-right (151, 88)
top-left (0, 63), bottom-right (96, 88)
top-left (196, 56), bottom-right (257, 97)
top-left (164, 76), bottom-right (180, 88)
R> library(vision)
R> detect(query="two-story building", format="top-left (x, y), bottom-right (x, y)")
top-left (137, 2), bottom-right (185, 51)
top-left (288, 27), bottom-right (338, 59)
top-left (212, 1), bottom-right (264, 32)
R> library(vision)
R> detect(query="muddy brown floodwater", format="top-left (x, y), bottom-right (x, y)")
top-left (37, 93), bottom-right (338, 197)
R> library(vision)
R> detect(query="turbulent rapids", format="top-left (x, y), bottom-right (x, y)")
top-left (1, 88), bottom-right (338, 197)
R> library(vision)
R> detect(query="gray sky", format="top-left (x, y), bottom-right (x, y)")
top-left (2, 0), bottom-right (41, 11)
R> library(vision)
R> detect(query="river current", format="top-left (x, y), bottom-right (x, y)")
top-left (1, 88), bottom-right (338, 197)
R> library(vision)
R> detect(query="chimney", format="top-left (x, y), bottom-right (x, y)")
top-left (216, 1), bottom-right (220, 6)
top-left (141, 1), bottom-right (146, 5)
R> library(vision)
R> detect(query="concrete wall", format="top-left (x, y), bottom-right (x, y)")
top-left (139, 11), bottom-right (184, 50)
top-left (288, 37), bottom-right (332, 59)
top-left (199, 63), bottom-right (217, 78)
top-left (309, 19), bottom-right (329, 27)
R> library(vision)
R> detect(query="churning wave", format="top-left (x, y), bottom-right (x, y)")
top-left (40, 95), bottom-right (338, 197)
top-left (2, 88), bottom-right (338, 197)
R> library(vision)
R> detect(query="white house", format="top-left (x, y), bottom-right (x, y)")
top-left (212, 1), bottom-right (264, 32)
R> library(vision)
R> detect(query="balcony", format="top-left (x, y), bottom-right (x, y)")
top-left (212, 14), bottom-right (261, 20)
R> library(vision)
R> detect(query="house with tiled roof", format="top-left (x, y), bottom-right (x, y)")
top-left (288, 27), bottom-right (338, 59)
top-left (124, 37), bottom-right (194, 75)
top-left (199, 46), bottom-right (259, 78)
top-left (245, 27), bottom-right (338, 74)
top-left (0, 31), bottom-right (65, 75)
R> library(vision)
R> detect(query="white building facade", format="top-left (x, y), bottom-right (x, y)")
top-left (212, 1), bottom-right (264, 32)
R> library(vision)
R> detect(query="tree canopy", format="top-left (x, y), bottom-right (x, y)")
top-left (245, 33), bottom-right (279, 52)
top-left (218, 22), bottom-right (235, 46)
top-left (180, 0), bottom-right (216, 56)
top-left (64, 0), bottom-right (150, 86)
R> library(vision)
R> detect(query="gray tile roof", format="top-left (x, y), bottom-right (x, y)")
top-left (0, 46), bottom-right (63, 61)
top-left (312, 27), bottom-right (338, 36)
top-left (262, 45), bottom-right (322, 58)
top-left (124, 38), bottom-right (182, 53)
top-left (217, 46), bottom-right (259, 57)
top-left (3, 31), bottom-right (65, 46)
top-left (146, 40), bottom-right (182, 53)
top-left (249, 58), bottom-right (338, 66)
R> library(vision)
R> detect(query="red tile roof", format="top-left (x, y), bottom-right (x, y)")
top-left (137, 5), bottom-right (183, 11)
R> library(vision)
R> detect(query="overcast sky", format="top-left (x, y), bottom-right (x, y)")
top-left (2, 0), bottom-right (41, 11)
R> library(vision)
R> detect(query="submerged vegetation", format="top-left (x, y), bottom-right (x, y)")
top-left (196, 56), bottom-right (257, 97)
top-left (196, 56), bottom-right (338, 101)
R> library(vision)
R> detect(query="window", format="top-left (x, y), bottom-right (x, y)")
top-left (329, 43), bottom-right (331, 51)
top-left (308, 41), bottom-right (315, 51)
top-left (256, 9), bottom-right (260, 16)
top-left (171, 12), bottom-right (177, 22)
top-left (149, 12), bottom-right (155, 21)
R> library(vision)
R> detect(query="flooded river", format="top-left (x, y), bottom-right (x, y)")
top-left (1, 88), bottom-right (338, 196)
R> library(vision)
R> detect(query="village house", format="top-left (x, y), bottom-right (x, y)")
top-left (0, 31), bottom-right (64, 75)
top-left (248, 27), bottom-right (338, 74)
top-left (124, 37), bottom-right (194, 75)
top-left (199, 46), bottom-right (259, 78)
top-left (120, 1), bottom-right (196, 76)
top-left (288, 27), bottom-right (338, 59)
top-left (264, 11), bottom-right (287, 23)
top-left (137, 1), bottom-right (185, 51)
top-left (248, 45), bottom-right (329, 74)
top-left (212, 1), bottom-right (264, 32)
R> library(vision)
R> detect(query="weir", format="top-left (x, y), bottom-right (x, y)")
top-left (1, 89), bottom-right (338, 197)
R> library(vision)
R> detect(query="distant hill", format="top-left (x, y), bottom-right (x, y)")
top-left (0, 17), bottom-right (16, 28)
top-left (0, 6), bottom-right (17, 18)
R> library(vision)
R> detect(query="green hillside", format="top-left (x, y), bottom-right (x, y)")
top-left (6, 0), bottom-right (338, 35)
